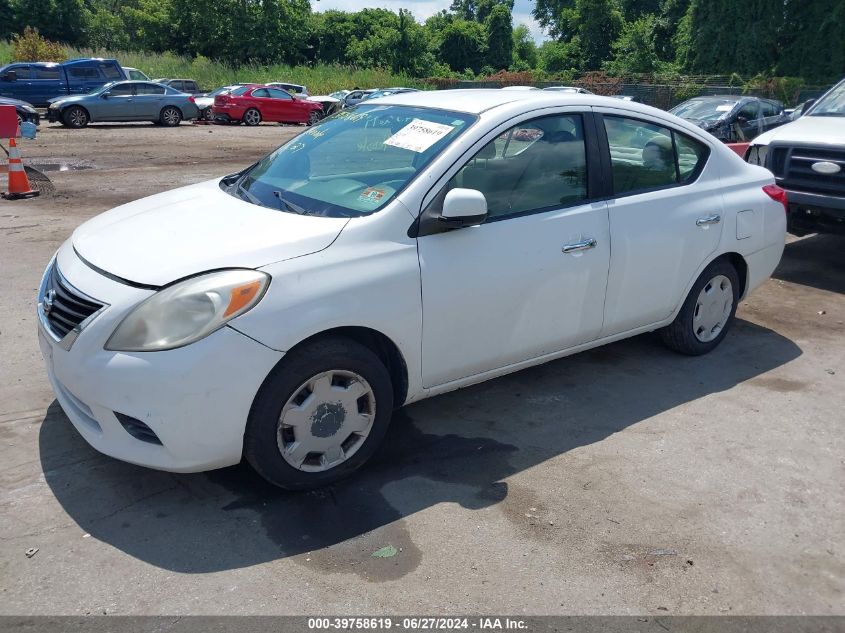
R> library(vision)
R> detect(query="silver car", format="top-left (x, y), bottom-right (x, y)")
top-left (46, 81), bottom-right (200, 128)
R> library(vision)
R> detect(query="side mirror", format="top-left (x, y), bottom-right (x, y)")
top-left (802, 98), bottom-right (817, 114)
top-left (101, 92), bottom-right (110, 99)
top-left (2, 71), bottom-right (17, 82)
top-left (440, 188), bottom-right (487, 227)
top-left (736, 115), bottom-right (749, 124)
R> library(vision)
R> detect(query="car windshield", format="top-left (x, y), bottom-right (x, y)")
top-left (808, 81), bottom-right (845, 117)
top-left (230, 104), bottom-right (476, 217)
top-left (670, 99), bottom-right (738, 121)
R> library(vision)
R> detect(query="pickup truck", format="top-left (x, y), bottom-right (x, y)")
top-left (746, 77), bottom-right (845, 236)
top-left (0, 58), bottom-right (127, 108)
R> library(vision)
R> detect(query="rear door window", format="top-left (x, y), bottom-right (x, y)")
top-left (267, 88), bottom-right (293, 100)
top-left (136, 83), bottom-right (165, 95)
top-left (33, 66), bottom-right (60, 80)
top-left (68, 66), bottom-right (100, 79)
top-left (603, 115), bottom-right (709, 195)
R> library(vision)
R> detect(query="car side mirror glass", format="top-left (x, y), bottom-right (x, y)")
top-left (101, 92), bottom-right (110, 99)
top-left (802, 98), bottom-right (817, 114)
top-left (736, 115), bottom-right (748, 124)
top-left (440, 188), bottom-right (488, 227)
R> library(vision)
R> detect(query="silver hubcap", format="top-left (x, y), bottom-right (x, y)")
top-left (163, 108), bottom-right (178, 124)
top-left (693, 274), bottom-right (733, 342)
top-left (70, 109), bottom-right (85, 125)
top-left (245, 110), bottom-right (260, 125)
top-left (277, 370), bottom-right (376, 472)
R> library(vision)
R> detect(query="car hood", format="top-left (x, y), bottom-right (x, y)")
top-left (753, 115), bottom-right (845, 146)
top-left (48, 94), bottom-right (89, 106)
top-left (0, 96), bottom-right (35, 109)
top-left (72, 178), bottom-right (350, 286)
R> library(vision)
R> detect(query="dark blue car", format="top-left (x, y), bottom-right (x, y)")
top-left (0, 58), bottom-right (126, 107)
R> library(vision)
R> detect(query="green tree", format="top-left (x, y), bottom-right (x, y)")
top-left (605, 14), bottom-right (663, 74)
top-left (577, 0), bottom-right (623, 70)
top-left (0, 0), bottom-right (14, 40)
top-left (537, 39), bottom-right (581, 73)
top-left (485, 4), bottom-right (513, 70)
top-left (439, 19), bottom-right (487, 73)
top-left (86, 6), bottom-right (130, 51)
top-left (778, 0), bottom-right (845, 82)
top-left (512, 24), bottom-right (538, 69)
top-left (12, 0), bottom-right (87, 45)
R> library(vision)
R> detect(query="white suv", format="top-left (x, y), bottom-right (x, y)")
top-left (747, 77), bottom-right (845, 236)
top-left (38, 90), bottom-right (786, 489)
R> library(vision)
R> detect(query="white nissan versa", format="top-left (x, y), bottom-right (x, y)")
top-left (37, 90), bottom-right (787, 489)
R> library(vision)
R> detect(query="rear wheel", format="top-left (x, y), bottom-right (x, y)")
top-left (244, 337), bottom-right (394, 490)
top-left (660, 259), bottom-right (740, 355)
top-left (243, 108), bottom-right (262, 126)
top-left (62, 106), bottom-right (89, 129)
top-left (160, 106), bottom-right (182, 127)
top-left (202, 107), bottom-right (214, 121)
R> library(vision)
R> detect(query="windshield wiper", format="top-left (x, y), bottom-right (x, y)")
top-left (236, 181), bottom-right (262, 205)
top-left (273, 191), bottom-right (307, 215)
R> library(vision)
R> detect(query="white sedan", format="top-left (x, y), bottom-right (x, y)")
top-left (37, 90), bottom-right (787, 489)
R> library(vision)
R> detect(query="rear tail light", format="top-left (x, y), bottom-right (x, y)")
top-left (763, 184), bottom-right (788, 213)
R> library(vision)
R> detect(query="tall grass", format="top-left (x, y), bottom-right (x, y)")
top-left (0, 42), bottom-right (427, 94)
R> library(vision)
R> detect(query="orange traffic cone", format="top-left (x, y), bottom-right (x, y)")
top-left (3, 138), bottom-right (39, 200)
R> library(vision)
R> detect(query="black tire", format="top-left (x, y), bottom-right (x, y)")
top-left (202, 107), bottom-right (214, 121)
top-left (307, 109), bottom-right (322, 126)
top-left (243, 108), bottom-right (261, 126)
top-left (62, 106), bottom-right (89, 129)
top-left (244, 337), bottom-right (394, 490)
top-left (160, 106), bottom-right (182, 127)
top-left (660, 258), bottom-right (740, 356)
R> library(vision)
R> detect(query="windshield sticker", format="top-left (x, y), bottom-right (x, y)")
top-left (716, 104), bottom-right (734, 112)
top-left (358, 187), bottom-right (387, 204)
top-left (383, 119), bottom-right (455, 153)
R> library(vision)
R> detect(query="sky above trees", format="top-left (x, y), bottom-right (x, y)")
top-left (315, 0), bottom-right (545, 42)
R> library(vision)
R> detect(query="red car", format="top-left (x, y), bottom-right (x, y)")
top-left (212, 85), bottom-right (323, 126)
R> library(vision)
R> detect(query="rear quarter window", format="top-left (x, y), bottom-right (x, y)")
top-left (100, 63), bottom-right (123, 80)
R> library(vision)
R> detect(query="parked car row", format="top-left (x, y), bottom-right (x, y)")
top-left (745, 76), bottom-right (845, 237)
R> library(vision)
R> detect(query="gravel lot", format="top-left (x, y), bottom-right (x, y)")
top-left (0, 122), bottom-right (843, 615)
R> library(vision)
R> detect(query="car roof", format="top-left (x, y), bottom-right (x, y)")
top-left (369, 89), bottom-right (659, 115)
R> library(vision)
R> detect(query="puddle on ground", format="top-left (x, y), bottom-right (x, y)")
top-left (28, 160), bottom-right (94, 172)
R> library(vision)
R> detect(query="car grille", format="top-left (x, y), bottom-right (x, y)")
top-left (770, 145), bottom-right (845, 197)
top-left (43, 263), bottom-right (104, 340)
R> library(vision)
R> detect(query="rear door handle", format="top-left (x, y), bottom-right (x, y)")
top-left (696, 214), bottom-right (721, 227)
top-left (562, 238), bottom-right (597, 253)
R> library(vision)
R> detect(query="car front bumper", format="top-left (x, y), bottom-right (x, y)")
top-left (784, 189), bottom-right (845, 236)
top-left (37, 243), bottom-right (284, 473)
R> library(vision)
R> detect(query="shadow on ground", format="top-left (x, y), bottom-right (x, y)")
top-left (39, 319), bottom-right (800, 575)
top-left (774, 234), bottom-right (845, 294)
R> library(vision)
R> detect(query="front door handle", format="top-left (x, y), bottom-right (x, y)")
top-left (562, 238), bottom-right (597, 253)
top-left (696, 214), bottom-right (721, 227)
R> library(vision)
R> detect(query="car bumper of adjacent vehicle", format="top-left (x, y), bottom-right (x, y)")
top-left (46, 107), bottom-right (60, 123)
top-left (37, 245), bottom-right (284, 473)
top-left (784, 190), bottom-right (845, 236)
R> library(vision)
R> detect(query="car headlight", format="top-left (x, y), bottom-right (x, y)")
top-left (747, 145), bottom-right (768, 166)
top-left (105, 269), bottom-right (270, 352)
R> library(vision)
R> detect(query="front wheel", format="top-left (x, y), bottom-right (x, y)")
top-left (307, 110), bottom-right (322, 126)
top-left (62, 106), bottom-right (89, 129)
top-left (660, 259), bottom-right (740, 356)
top-left (160, 106), bottom-right (182, 127)
top-left (244, 337), bottom-right (394, 490)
